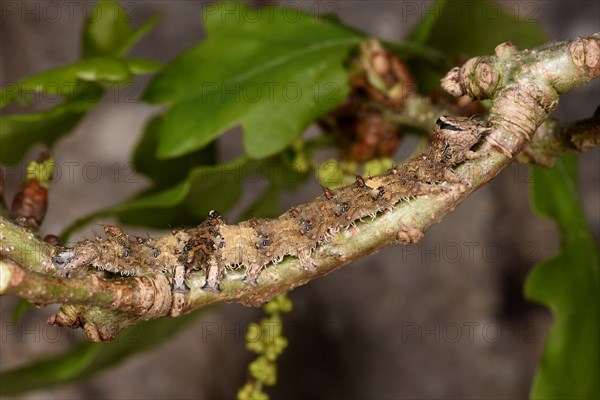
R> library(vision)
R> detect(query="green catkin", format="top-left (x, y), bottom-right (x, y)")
top-left (237, 293), bottom-right (293, 400)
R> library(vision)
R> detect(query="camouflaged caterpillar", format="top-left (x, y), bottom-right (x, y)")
top-left (52, 116), bottom-right (487, 292)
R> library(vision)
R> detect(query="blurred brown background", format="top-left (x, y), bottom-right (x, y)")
top-left (1, 1), bottom-right (598, 398)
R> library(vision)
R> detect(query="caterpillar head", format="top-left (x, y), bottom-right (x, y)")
top-left (435, 116), bottom-right (485, 164)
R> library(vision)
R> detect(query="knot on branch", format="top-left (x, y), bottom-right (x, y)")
top-left (440, 50), bottom-right (502, 99)
top-left (569, 36), bottom-right (600, 72)
top-left (48, 305), bottom-right (129, 342)
top-left (112, 274), bottom-right (173, 319)
top-left (487, 83), bottom-right (558, 157)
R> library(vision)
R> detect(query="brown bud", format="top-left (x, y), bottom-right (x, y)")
top-left (11, 179), bottom-right (48, 228)
top-left (358, 40), bottom-right (417, 109)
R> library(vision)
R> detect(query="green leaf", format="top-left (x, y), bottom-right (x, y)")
top-left (525, 155), bottom-right (599, 400)
top-left (82, 0), bottom-right (130, 58)
top-left (240, 149), bottom-right (312, 220)
top-left (178, 161), bottom-right (246, 220)
top-left (117, 15), bottom-right (162, 58)
top-left (132, 116), bottom-right (217, 187)
top-left (0, 54), bottom-right (154, 162)
top-left (1, 60), bottom-right (122, 107)
top-left (11, 299), bottom-right (34, 323)
top-left (60, 158), bottom-right (249, 240)
top-left (72, 58), bottom-right (131, 82)
top-left (0, 57), bottom-right (161, 108)
top-left (406, 0), bottom-right (448, 44)
top-left (82, 0), bottom-right (160, 59)
top-left (60, 180), bottom-right (189, 242)
top-left (406, 0), bottom-right (547, 92)
top-left (0, 311), bottom-right (202, 396)
top-left (423, 0), bottom-right (546, 58)
top-left (0, 98), bottom-right (98, 164)
top-left (144, 2), bottom-right (363, 159)
top-left (252, 152), bottom-right (309, 191)
top-left (0, 51), bottom-right (159, 162)
top-left (125, 58), bottom-right (163, 75)
top-left (241, 185), bottom-right (283, 220)
top-left (0, 56), bottom-right (158, 161)
top-left (382, 40), bottom-right (449, 70)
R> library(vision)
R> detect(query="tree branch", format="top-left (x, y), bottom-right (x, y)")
top-left (1, 35), bottom-right (598, 341)
top-left (516, 108), bottom-right (600, 167)
top-left (0, 258), bottom-right (171, 315)
top-left (0, 216), bottom-right (53, 274)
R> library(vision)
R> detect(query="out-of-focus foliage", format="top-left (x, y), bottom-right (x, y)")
top-left (0, 0), bottom-right (160, 163)
top-left (0, 312), bottom-right (202, 396)
top-left (526, 155), bottom-right (600, 400)
top-left (406, 0), bottom-right (546, 92)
